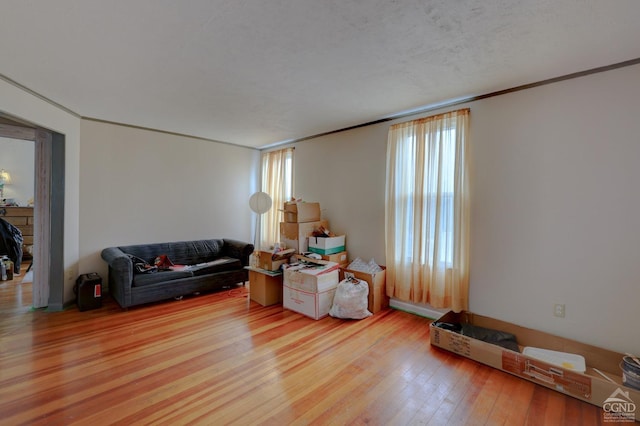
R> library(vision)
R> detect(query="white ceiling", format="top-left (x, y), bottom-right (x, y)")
top-left (1, 1), bottom-right (640, 149)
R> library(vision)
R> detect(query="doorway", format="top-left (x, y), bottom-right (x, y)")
top-left (0, 115), bottom-right (64, 310)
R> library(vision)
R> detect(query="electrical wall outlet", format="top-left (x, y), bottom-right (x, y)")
top-left (554, 304), bottom-right (566, 318)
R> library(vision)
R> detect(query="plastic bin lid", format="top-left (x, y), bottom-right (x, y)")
top-left (523, 347), bottom-right (586, 373)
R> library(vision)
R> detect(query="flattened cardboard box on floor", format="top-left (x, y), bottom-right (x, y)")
top-left (430, 311), bottom-right (640, 421)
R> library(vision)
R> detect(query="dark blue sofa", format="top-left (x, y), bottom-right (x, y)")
top-left (101, 238), bottom-right (253, 308)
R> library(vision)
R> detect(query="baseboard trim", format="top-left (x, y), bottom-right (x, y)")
top-left (389, 298), bottom-right (448, 320)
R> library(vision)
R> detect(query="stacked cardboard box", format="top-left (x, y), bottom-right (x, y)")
top-left (257, 249), bottom-right (295, 272)
top-left (247, 268), bottom-right (283, 306)
top-left (280, 201), bottom-right (322, 253)
top-left (320, 251), bottom-right (348, 267)
top-left (280, 220), bottom-right (328, 253)
top-left (308, 235), bottom-right (346, 255)
top-left (283, 202), bottom-right (321, 223)
top-left (279, 201), bottom-right (348, 268)
top-left (283, 264), bottom-right (340, 320)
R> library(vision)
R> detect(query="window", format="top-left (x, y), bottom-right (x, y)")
top-left (259, 147), bottom-right (294, 249)
top-left (385, 109), bottom-right (470, 310)
top-left (399, 127), bottom-right (456, 266)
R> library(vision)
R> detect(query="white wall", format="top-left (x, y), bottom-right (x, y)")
top-left (0, 78), bottom-right (81, 302)
top-left (293, 63), bottom-right (640, 354)
top-left (291, 125), bottom-right (388, 264)
top-left (469, 64), bottom-right (640, 355)
top-left (0, 137), bottom-right (35, 206)
top-left (78, 120), bottom-right (260, 281)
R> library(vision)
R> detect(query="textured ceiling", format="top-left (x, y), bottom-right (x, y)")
top-left (1, 0), bottom-right (639, 148)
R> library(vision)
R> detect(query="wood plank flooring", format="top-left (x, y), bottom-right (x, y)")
top-left (0, 277), bottom-right (618, 425)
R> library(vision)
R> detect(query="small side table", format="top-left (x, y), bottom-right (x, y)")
top-left (245, 266), bottom-right (283, 306)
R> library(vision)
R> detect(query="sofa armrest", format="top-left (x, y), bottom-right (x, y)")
top-left (101, 247), bottom-right (134, 307)
top-left (222, 239), bottom-right (254, 267)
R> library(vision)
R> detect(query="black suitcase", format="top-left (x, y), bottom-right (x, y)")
top-left (74, 273), bottom-right (103, 311)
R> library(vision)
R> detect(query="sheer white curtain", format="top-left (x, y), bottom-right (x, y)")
top-left (260, 147), bottom-right (294, 249)
top-left (385, 109), bottom-right (470, 312)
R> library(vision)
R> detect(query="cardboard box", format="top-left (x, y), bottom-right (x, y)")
top-left (248, 269), bottom-right (283, 306)
top-left (321, 251), bottom-right (348, 267)
top-left (289, 256), bottom-right (341, 274)
top-left (280, 220), bottom-right (328, 253)
top-left (283, 202), bottom-right (321, 223)
top-left (430, 311), bottom-right (640, 421)
top-left (284, 267), bottom-right (339, 292)
top-left (341, 266), bottom-right (388, 314)
top-left (258, 250), bottom-right (294, 272)
top-left (283, 269), bottom-right (339, 319)
top-left (308, 235), bottom-right (346, 255)
top-left (283, 286), bottom-right (337, 320)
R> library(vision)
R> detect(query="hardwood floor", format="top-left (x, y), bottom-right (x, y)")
top-left (0, 263), bottom-right (32, 314)
top-left (0, 278), bottom-right (616, 425)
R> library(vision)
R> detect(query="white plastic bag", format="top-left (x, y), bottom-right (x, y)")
top-left (347, 257), bottom-right (382, 273)
top-left (329, 277), bottom-right (372, 319)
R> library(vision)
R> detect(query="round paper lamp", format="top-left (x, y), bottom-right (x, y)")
top-left (249, 191), bottom-right (272, 214)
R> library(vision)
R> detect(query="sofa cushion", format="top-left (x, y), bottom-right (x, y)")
top-left (121, 239), bottom-right (225, 266)
top-left (189, 257), bottom-right (242, 276)
top-left (169, 239), bottom-right (226, 264)
top-left (133, 269), bottom-right (194, 287)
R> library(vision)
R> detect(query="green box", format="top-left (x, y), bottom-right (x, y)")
top-left (308, 245), bottom-right (346, 255)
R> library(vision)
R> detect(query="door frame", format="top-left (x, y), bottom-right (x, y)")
top-left (0, 120), bottom-right (65, 310)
